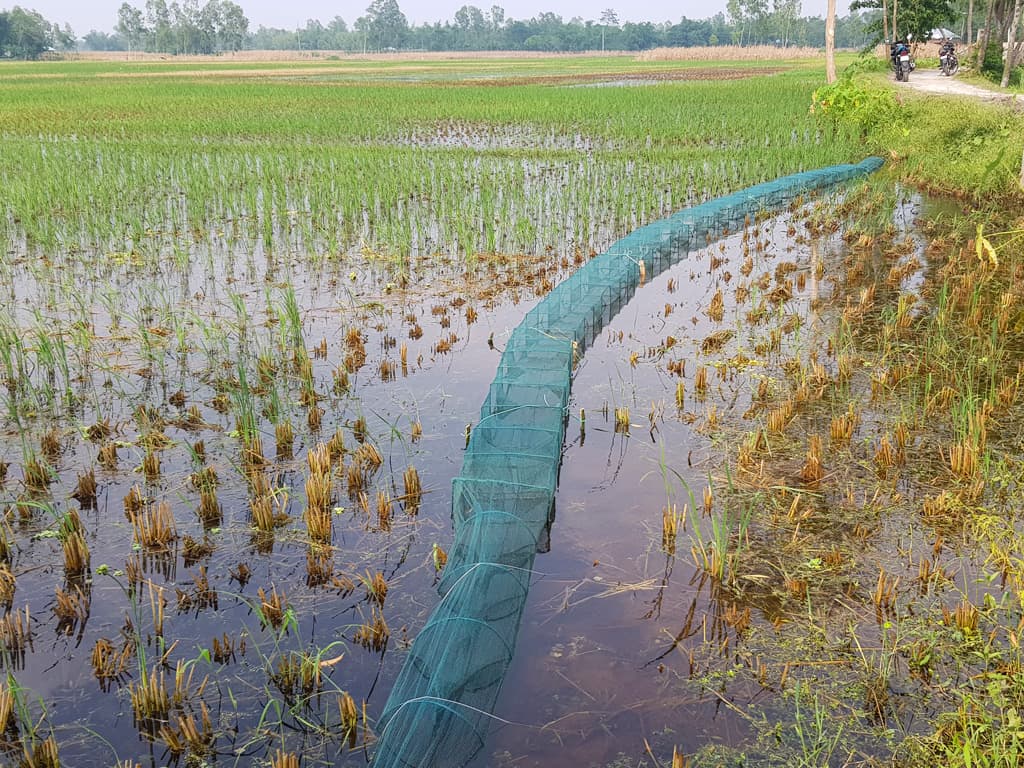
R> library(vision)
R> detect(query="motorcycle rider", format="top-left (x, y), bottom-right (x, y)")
top-left (939, 38), bottom-right (956, 73)
top-left (890, 38), bottom-right (911, 80)
top-left (890, 38), bottom-right (910, 69)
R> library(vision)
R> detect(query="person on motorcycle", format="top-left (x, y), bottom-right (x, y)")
top-left (938, 38), bottom-right (958, 75)
top-left (890, 39), bottom-right (909, 67)
top-left (890, 38), bottom-right (911, 80)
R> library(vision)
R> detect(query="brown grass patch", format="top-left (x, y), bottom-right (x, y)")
top-left (638, 45), bottom-right (819, 61)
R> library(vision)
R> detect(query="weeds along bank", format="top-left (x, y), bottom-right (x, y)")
top-left (0, 58), bottom-right (870, 766)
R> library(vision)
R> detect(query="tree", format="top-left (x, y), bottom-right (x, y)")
top-left (891, 0), bottom-right (954, 43)
top-left (454, 4), bottom-right (486, 48)
top-left (55, 22), bottom-right (75, 50)
top-left (3, 6), bottom-right (55, 58)
top-left (217, 1), bottom-right (248, 51)
top-left (489, 5), bottom-right (505, 30)
top-left (1002, 0), bottom-right (1022, 86)
top-left (84, 29), bottom-right (127, 50)
top-left (196, 0), bottom-right (221, 53)
top-left (599, 8), bottom-right (618, 51)
top-left (145, 0), bottom-right (173, 51)
top-left (772, 0), bottom-right (801, 45)
top-left (357, 0), bottom-right (408, 51)
top-left (117, 2), bottom-right (147, 51)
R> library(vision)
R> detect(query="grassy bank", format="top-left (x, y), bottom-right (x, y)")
top-left (813, 62), bottom-right (1024, 212)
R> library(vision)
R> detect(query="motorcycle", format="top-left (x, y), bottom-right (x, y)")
top-left (890, 41), bottom-right (913, 82)
top-left (939, 41), bottom-right (959, 76)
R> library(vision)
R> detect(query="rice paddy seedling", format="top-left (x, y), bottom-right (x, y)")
top-left (364, 571), bottom-right (388, 606)
top-left (271, 650), bottom-right (323, 702)
top-left (376, 490), bottom-right (393, 531)
top-left (141, 449), bottom-right (160, 481)
top-left (354, 607), bottom-right (389, 652)
top-left (307, 405), bottom-right (324, 431)
top-left (131, 501), bottom-right (177, 551)
top-left (211, 633), bottom-right (239, 664)
top-left (872, 568), bottom-right (898, 620)
top-left (614, 407), bottom-right (630, 434)
top-left (130, 662), bottom-right (170, 725)
top-left (243, 434), bottom-right (268, 471)
top-left (0, 564), bottom-right (15, 609)
top-left (662, 504), bottom-right (679, 554)
top-left (89, 638), bottom-right (133, 692)
top-left (799, 435), bottom-right (825, 487)
top-left (0, 606), bottom-right (33, 665)
top-left (338, 691), bottom-right (360, 748)
top-left (306, 547), bottom-right (334, 588)
top-left (707, 289), bottom-right (725, 322)
top-left (766, 401), bottom-right (794, 434)
top-left (332, 366), bottom-right (350, 395)
top-left (694, 366), bottom-right (709, 396)
top-left (158, 701), bottom-right (214, 758)
top-left (874, 435), bottom-right (898, 474)
top-left (61, 530), bottom-right (90, 580)
top-left (275, 421), bottom-right (294, 459)
top-left (18, 735), bottom-right (59, 768)
top-left (198, 488), bottom-right (221, 528)
top-left (53, 586), bottom-right (90, 638)
top-left (403, 466), bottom-right (422, 515)
top-left (943, 600), bottom-right (980, 635)
top-left (123, 485), bottom-right (145, 518)
top-left (22, 453), bottom-right (51, 494)
top-left (40, 429), bottom-right (61, 463)
top-left (70, 469), bottom-right (97, 508)
top-left (354, 442), bottom-right (383, 470)
top-left (257, 585), bottom-right (289, 630)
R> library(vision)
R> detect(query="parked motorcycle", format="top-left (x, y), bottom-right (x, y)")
top-left (939, 40), bottom-right (959, 76)
top-left (890, 40), bottom-right (913, 82)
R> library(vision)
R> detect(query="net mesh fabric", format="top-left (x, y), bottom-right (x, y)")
top-left (373, 158), bottom-right (884, 767)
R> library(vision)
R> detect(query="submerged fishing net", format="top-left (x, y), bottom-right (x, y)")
top-left (373, 157), bottom-right (884, 767)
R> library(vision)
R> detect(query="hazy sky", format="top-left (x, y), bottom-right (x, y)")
top-left (27, 0), bottom-right (852, 36)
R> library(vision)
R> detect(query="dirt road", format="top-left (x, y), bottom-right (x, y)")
top-left (898, 67), bottom-right (1024, 103)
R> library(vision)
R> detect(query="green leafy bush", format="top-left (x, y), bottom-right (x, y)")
top-left (811, 66), bottom-right (899, 136)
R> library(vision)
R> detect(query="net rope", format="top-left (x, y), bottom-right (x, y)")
top-left (372, 157), bottom-right (884, 767)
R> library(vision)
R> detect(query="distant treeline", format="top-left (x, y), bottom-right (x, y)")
top-left (4, 0), bottom-right (882, 58)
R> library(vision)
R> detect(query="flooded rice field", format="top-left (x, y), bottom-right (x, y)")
top-left (6, 173), bottom-right (1023, 768)
top-left (3, 58), bottom-right (1024, 768)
